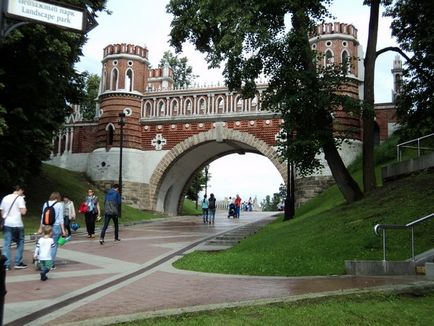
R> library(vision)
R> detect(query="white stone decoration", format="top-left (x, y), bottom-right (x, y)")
top-left (235, 121), bottom-right (241, 126)
top-left (249, 121), bottom-right (255, 126)
top-left (265, 120), bottom-right (270, 125)
top-left (185, 123), bottom-right (190, 129)
top-left (198, 123), bottom-right (204, 128)
top-left (151, 133), bottom-right (167, 150)
top-left (144, 126), bottom-right (149, 130)
top-left (171, 124), bottom-right (176, 129)
top-left (157, 125), bottom-right (163, 130)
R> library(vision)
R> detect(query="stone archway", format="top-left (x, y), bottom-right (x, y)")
top-left (148, 127), bottom-right (287, 215)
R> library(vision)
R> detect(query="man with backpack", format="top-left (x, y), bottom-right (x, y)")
top-left (38, 192), bottom-right (65, 270)
top-left (99, 184), bottom-right (122, 245)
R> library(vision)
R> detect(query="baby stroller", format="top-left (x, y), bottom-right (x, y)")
top-left (227, 203), bottom-right (236, 218)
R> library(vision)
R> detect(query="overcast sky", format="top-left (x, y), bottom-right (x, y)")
top-left (76, 0), bottom-right (399, 203)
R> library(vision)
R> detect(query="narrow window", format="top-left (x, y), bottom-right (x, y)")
top-left (111, 68), bottom-right (118, 90)
top-left (325, 50), bottom-right (334, 66)
top-left (107, 124), bottom-right (114, 146)
top-left (342, 50), bottom-right (349, 73)
top-left (126, 69), bottom-right (133, 91)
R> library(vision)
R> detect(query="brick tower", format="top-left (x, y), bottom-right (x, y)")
top-left (309, 22), bottom-right (364, 140)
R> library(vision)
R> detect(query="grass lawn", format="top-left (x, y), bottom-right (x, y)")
top-left (7, 164), bottom-right (201, 236)
top-left (115, 291), bottom-right (434, 325)
top-left (173, 135), bottom-right (434, 276)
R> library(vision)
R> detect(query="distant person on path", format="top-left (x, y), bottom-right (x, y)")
top-left (34, 225), bottom-right (55, 281)
top-left (99, 184), bottom-right (122, 244)
top-left (208, 193), bottom-right (216, 224)
top-left (0, 185), bottom-right (28, 270)
top-left (248, 197), bottom-right (253, 211)
top-left (38, 192), bottom-right (65, 269)
top-left (63, 195), bottom-right (76, 236)
top-left (201, 194), bottom-right (209, 223)
top-left (234, 194), bottom-right (242, 218)
top-left (84, 189), bottom-right (100, 238)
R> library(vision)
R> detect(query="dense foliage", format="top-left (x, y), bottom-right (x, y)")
top-left (167, 0), bottom-right (363, 203)
top-left (387, 0), bottom-right (434, 139)
top-left (0, 0), bottom-right (107, 193)
top-left (159, 50), bottom-right (197, 88)
top-left (80, 73), bottom-right (101, 120)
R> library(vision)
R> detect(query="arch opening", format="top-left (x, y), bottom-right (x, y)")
top-left (149, 131), bottom-right (286, 216)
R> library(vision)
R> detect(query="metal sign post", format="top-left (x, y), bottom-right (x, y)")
top-left (1, 0), bottom-right (97, 39)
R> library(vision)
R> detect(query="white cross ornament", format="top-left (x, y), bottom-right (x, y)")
top-left (151, 133), bottom-right (167, 150)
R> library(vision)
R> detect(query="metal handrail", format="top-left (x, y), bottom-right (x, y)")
top-left (374, 212), bottom-right (434, 261)
top-left (397, 132), bottom-right (434, 161)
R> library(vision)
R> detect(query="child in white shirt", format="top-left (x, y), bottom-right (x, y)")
top-left (34, 225), bottom-right (55, 281)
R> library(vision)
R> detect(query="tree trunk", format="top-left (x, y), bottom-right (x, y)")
top-left (363, 0), bottom-right (380, 193)
top-left (323, 140), bottom-right (363, 203)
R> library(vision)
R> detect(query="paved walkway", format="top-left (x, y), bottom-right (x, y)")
top-left (3, 212), bottom-right (431, 325)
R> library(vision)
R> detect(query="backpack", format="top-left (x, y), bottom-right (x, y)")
top-left (105, 200), bottom-right (118, 215)
top-left (208, 197), bottom-right (216, 209)
top-left (42, 201), bottom-right (58, 225)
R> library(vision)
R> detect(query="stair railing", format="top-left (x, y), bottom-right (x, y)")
top-left (374, 212), bottom-right (434, 261)
top-left (396, 132), bottom-right (434, 161)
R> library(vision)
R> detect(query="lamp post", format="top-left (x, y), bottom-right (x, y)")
top-left (118, 112), bottom-right (126, 217)
top-left (284, 131), bottom-right (295, 220)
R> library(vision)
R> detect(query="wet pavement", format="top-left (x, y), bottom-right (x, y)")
top-left (2, 212), bottom-right (431, 325)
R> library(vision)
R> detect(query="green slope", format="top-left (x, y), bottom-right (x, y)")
top-left (174, 138), bottom-right (434, 276)
top-left (14, 164), bottom-right (169, 234)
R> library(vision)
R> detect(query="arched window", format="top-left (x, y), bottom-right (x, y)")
top-left (342, 50), bottom-right (349, 73)
top-left (106, 124), bottom-right (115, 146)
top-left (144, 102), bottom-right (152, 117)
top-left (172, 100), bottom-right (179, 116)
top-left (185, 99), bottom-right (192, 115)
top-left (125, 69), bottom-right (133, 91)
top-left (103, 69), bottom-right (108, 91)
top-left (158, 101), bottom-right (165, 116)
top-left (111, 68), bottom-right (118, 90)
top-left (217, 97), bottom-right (224, 114)
top-left (54, 136), bottom-right (60, 155)
top-left (199, 98), bottom-right (206, 114)
top-left (325, 50), bottom-right (334, 66)
top-left (60, 135), bottom-right (66, 154)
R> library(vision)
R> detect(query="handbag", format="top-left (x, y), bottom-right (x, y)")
top-left (78, 202), bottom-right (88, 214)
top-left (1, 195), bottom-right (19, 231)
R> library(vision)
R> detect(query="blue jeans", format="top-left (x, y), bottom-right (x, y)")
top-left (3, 226), bottom-right (25, 267)
top-left (202, 208), bottom-right (209, 222)
top-left (51, 224), bottom-right (62, 265)
top-left (100, 214), bottom-right (119, 240)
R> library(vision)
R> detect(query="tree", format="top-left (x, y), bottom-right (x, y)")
top-left (81, 73), bottom-right (101, 120)
top-left (386, 0), bottom-right (434, 139)
top-left (185, 166), bottom-right (210, 202)
top-left (361, 0), bottom-right (396, 194)
top-left (361, 0), bottom-right (381, 193)
top-left (167, 0), bottom-right (363, 204)
top-left (159, 50), bottom-right (197, 87)
top-left (260, 193), bottom-right (281, 211)
top-left (0, 1), bottom-right (108, 192)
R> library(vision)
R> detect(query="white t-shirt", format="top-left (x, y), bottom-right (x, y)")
top-left (35, 237), bottom-right (55, 261)
top-left (0, 194), bottom-right (26, 227)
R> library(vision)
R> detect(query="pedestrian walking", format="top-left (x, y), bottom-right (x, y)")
top-left (34, 225), bottom-right (55, 281)
top-left (208, 193), bottom-right (216, 224)
top-left (83, 189), bottom-right (100, 238)
top-left (0, 185), bottom-right (28, 270)
top-left (63, 195), bottom-right (76, 236)
top-left (38, 192), bottom-right (66, 269)
top-left (201, 194), bottom-right (209, 223)
top-left (234, 194), bottom-right (242, 218)
top-left (99, 184), bottom-right (122, 244)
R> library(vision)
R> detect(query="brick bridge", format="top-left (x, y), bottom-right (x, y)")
top-left (48, 23), bottom-right (398, 215)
